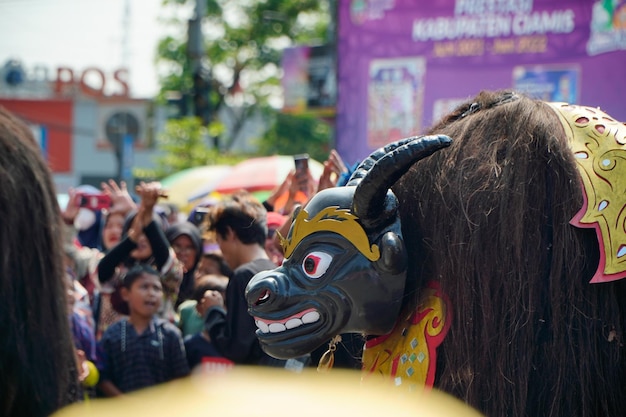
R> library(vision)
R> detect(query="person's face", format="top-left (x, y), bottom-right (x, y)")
top-left (130, 233), bottom-right (153, 260)
top-left (102, 213), bottom-right (124, 250)
top-left (215, 229), bottom-right (236, 269)
top-left (122, 272), bottom-right (163, 319)
top-left (172, 235), bottom-right (198, 272)
top-left (196, 290), bottom-right (214, 317)
top-left (194, 256), bottom-right (222, 281)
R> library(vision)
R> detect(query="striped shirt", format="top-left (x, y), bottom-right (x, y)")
top-left (98, 317), bottom-right (190, 393)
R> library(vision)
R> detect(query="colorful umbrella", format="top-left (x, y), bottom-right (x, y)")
top-left (213, 155), bottom-right (324, 195)
top-left (160, 165), bottom-right (232, 211)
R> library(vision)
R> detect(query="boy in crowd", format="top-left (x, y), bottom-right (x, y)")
top-left (97, 264), bottom-right (189, 396)
top-left (183, 275), bottom-right (230, 369)
top-left (178, 273), bottom-right (229, 337)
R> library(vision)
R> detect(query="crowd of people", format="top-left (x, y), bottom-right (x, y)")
top-left (0, 103), bottom-right (362, 417)
top-left (56, 139), bottom-right (355, 402)
top-left (7, 89), bottom-right (625, 417)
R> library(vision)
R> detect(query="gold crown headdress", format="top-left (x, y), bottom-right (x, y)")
top-left (548, 102), bottom-right (626, 283)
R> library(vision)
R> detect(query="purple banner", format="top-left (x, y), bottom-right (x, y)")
top-left (337, 0), bottom-right (626, 165)
top-left (282, 45), bottom-right (337, 115)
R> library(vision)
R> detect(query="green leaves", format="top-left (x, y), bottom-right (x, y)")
top-left (258, 112), bottom-right (332, 162)
top-left (156, 0), bottom-right (330, 144)
top-left (153, 117), bottom-right (240, 178)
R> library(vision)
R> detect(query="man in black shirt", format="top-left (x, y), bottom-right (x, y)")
top-left (203, 192), bottom-right (285, 366)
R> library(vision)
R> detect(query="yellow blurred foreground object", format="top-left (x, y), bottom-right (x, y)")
top-left (54, 367), bottom-right (483, 417)
top-left (82, 361), bottom-right (99, 388)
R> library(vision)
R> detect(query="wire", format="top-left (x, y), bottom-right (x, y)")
top-left (9, 109), bottom-right (97, 136)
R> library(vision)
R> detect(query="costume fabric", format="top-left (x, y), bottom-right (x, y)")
top-left (97, 317), bottom-right (189, 393)
top-left (362, 284), bottom-right (450, 390)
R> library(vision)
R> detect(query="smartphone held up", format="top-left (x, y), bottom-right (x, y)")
top-left (294, 153), bottom-right (309, 173)
top-left (293, 154), bottom-right (310, 194)
top-left (77, 192), bottom-right (112, 211)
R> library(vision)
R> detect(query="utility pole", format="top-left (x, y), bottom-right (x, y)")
top-left (121, 0), bottom-right (131, 71)
top-left (188, 0), bottom-right (210, 126)
top-left (109, 0), bottom-right (134, 188)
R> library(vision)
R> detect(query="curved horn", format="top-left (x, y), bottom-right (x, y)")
top-left (352, 134), bottom-right (452, 230)
top-left (346, 136), bottom-right (419, 186)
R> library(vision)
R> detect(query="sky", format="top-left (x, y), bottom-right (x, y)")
top-left (0, 0), bottom-right (183, 98)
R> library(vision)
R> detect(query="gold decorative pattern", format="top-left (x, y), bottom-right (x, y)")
top-left (361, 282), bottom-right (451, 391)
top-left (280, 206), bottom-right (380, 261)
top-left (548, 102), bottom-right (626, 283)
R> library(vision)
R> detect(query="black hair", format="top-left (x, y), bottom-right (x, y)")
top-left (191, 275), bottom-right (228, 302)
top-left (394, 90), bottom-right (626, 416)
top-left (122, 264), bottom-right (161, 289)
top-left (207, 191), bottom-right (268, 246)
top-left (0, 106), bottom-right (79, 416)
top-left (202, 252), bottom-right (234, 278)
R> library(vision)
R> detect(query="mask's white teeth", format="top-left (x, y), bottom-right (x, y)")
top-left (269, 323), bottom-right (287, 333)
top-left (286, 318), bottom-right (302, 329)
top-left (256, 320), bottom-right (269, 333)
top-left (302, 311), bottom-right (320, 324)
top-left (255, 309), bottom-right (320, 334)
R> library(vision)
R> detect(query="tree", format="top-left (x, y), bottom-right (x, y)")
top-left (156, 0), bottom-right (331, 151)
top-left (257, 111), bottom-right (332, 162)
top-left (151, 117), bottom-right (243, 179)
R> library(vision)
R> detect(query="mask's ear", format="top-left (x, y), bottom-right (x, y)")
top-left (377, 231), bottom-right (407, 275)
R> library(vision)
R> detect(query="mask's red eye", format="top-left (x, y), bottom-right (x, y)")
top-left (301, 251), bottom-right (332, 278)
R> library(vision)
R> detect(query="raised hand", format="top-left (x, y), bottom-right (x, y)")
top-left (62, 187), bottom-right (81, 224)
top-left (264, 170), bottom-right (293, 210)
top-left (135, 181), bottom-right (167, 211)
top-left (101, 179), bottom-right (136, 215)
top-left (131, 182), bottom-right (167, 230)
top-left (317, 149), bottom-right (348, 192)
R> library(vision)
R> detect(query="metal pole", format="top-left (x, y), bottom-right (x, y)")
top-left (188, 0), bottom-right (210, 124)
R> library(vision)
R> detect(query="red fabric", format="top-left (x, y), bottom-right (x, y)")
top-left (267, 211), bottom-right (288, 228)
top-left (215, 156), bottom-right (282, 193)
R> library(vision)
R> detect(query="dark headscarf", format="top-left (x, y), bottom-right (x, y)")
top-left (166, 221), bottom-right (203, 306)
